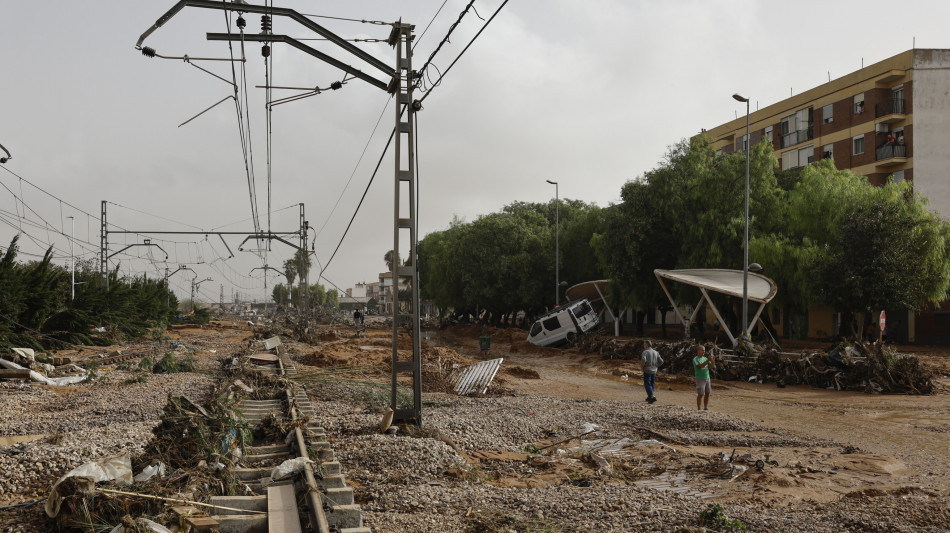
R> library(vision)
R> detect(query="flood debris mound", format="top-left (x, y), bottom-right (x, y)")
top-left (43, 359), bottom-right (273, 531)
top-left (580, 335), bottom-right (936, 394)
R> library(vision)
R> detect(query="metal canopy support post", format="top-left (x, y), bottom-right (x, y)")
top-left (700, 288), bottom-right (736, 347)
top-left (654, 273), bottom-right (688, 338)
top-left (591, 283), bottom-right (619, 337)
top-left (390, 22), bottom-right (421, 426)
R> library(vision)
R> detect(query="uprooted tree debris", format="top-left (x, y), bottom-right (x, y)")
top-left (43, 355), bottom-right (291, 531)
top-left (579, 335), bottom-right (937, 394)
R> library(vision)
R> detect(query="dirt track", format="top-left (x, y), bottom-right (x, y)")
top-left (431, 326), bottom-right (950, 505)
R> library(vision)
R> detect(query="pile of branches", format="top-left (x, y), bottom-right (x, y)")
top-left (747, 341), bottom-right (937, 394)
top-left (579, 334), bottom-right (936, 395)
top-left (51, 391), bottom-right (254, 531)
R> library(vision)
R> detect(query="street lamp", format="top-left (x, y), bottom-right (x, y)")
top-left (546, 179), bottom-right (560, 305)
top-left (733, 93), bottom-right (751, 340)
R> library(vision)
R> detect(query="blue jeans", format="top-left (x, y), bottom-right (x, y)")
top-left (643, 372), bottom-right (656, 399)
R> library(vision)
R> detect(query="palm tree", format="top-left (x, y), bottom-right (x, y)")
top-left (283, 258), bottom-right (297, 287)
top-left (384, 250), bottom-right (399, 272)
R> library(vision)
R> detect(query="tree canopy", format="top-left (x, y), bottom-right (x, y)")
top-left (418, 201), bottom-right (607, 320)
top-left (596, 136), bottom-right (950, 325)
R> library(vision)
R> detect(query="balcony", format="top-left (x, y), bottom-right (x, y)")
top-left (876, 143), bottom-right (907, 167)
top-left (875, 99), bottom-right (906, 124)
top-left (780, 126), bottom-right (813, 148)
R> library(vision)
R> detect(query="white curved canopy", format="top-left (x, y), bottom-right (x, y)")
top-left (654, 269), bottom-right (777, 303)
top-left (654, 268), bottom-right (779, 347)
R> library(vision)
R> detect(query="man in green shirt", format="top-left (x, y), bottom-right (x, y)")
top-left (693, 345), bottom-right (715, 410)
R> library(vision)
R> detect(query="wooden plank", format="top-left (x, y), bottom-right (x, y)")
top-left (184, 516), bottom-right (220, 530)
top-left (268, 484), bottom-right (302, 533)
top-left (0, 369), bottom-right (31, 379)
top-left (250, 353), bottom-right (280, 364)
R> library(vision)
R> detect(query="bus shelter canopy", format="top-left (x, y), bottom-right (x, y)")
top-left (654, 269), bottom-right (778, 347)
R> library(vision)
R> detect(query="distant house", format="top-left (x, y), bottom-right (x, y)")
top-left (346, 282), bottom-right (368, 298)
top-left (339, 296), bottom-right (376, 313)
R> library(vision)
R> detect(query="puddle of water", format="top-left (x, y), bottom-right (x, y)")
top-left (0, 434), bottom-right (45, 446)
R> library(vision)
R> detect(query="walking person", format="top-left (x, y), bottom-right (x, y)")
top-left (693, 345), bottom-right (715, 410)
top-left (641, 340), bottom-right (663, 403)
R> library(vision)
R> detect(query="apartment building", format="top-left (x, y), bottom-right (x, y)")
top-left (703, 49), bottom-right (950, 344)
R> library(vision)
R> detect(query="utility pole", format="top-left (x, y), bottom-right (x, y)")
top-left (390, 22), bottom-right (422, 425)
top-left (299, 203), bottom-right (308, 313)
top-left (100, 201), bottom-right (108, 290)
top-left (546, 180), bottom-right (559, 305)
top-left (67, 216), bottom-right (75, 301)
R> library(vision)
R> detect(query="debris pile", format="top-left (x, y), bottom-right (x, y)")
top-left (579, 335), bottom-right (936, 394)
top-left (44, 373), bottom-right (258, 530)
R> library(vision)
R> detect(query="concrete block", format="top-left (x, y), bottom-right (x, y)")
top-left (326, 504), bottom-right (362, 530)
top-left (208, 514), bottom-right (268, 533)
top-left (325, 487), bottom-right (354, 506)
top-left (208, 495), bottom-right (266, 514)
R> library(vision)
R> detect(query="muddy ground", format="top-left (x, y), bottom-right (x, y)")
top-left (1, 320), bottom-right (949, 531)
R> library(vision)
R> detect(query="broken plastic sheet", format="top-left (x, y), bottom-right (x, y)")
top-left (133, 462), bottom-right (167, 482)
top-left (271, 457), bottom-right (313, 481)
top-left (11, 347), bottom-right (35, 361)
top-left (559, 438), bottom-right (676, 457)
top-left (45, 454), bottom-right (133, 517)
top-left (0, 358), bottom-right (87, 386)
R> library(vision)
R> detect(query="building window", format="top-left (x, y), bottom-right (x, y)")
top-left (823, 144), bottom-right (834, 160)
top-left (853, 135), bottom-right (865, 155)
top-left (780, 108), bottom-right (813, 147)
top-left (764, 126), bottom-right (773, 144)
top-left (738, 133), bottom-right (749, 152)
top-left (823, 104), bottom-right (833, 124)
top-left (854, 93), bottom-right (865, 114)
top-left (798, 145), bottom-right (814, 167)
top-left (892, 170), bottom-right (905, 183)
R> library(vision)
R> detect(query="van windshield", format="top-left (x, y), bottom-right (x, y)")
top-left (530, 322), bottom-right (542, 337)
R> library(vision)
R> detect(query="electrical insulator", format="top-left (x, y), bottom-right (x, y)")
top-left (330, 81), bottom-right (342, 91)
top-left (261, 14), bottom-right (272, 33)
top-left (262, 44), bottom-right (270, 58)
top-left (236, 15), bottom-right (246, 29)
top-left (141, 46), bottom-right (157, 58)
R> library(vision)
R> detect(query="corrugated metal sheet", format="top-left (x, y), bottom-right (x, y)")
top-left (450, 358), bottom-right (504, 395)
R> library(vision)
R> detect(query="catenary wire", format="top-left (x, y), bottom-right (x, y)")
top-left (420, 0), bottom-right (509, 104)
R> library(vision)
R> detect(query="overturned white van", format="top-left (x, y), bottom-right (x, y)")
top-left (527, 299), bottom-right (600, 347)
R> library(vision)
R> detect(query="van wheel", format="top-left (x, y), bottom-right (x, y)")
top-left (566, 332), bottom-right (578, 345)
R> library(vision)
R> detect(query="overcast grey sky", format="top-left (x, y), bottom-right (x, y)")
top-left (0, 1), bottom-right (945, 303)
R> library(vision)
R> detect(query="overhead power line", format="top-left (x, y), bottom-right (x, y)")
top-left (419, 0), bottom-right (510, 104)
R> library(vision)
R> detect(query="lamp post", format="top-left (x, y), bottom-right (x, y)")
top-left (546, 179), bottom-right (560, 305)
top-left (733, 93), bottom-right (751, 340)
top-left (67, 216), bottom-right (75, 301)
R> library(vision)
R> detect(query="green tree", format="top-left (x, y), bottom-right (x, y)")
top-left (325, 289), bottom-right (339, 308)
top-left (815, 177), bottom-right (950, 316)
top-left (272, 283), bottom-right (289, 305)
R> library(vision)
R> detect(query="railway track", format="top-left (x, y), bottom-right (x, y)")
top-left (194, 348), bottom-right (368, 533)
